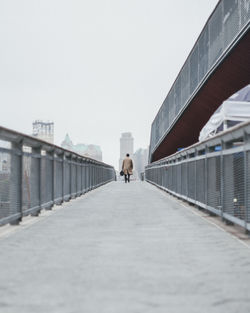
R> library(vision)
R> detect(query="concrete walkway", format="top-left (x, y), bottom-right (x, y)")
top-left (0, 181), bottom-right (250, 313)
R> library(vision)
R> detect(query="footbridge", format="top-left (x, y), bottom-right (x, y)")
top-left (1, 123), bottom-right (250, 312)
top-left (1, 171), bottom-right (250, 313)
top-left (1, 0), bottom-right (250, 312)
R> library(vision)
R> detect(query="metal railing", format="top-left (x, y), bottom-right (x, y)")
top-left (0, 126), bottom-right (116, 226)
top-left (150, 0), bottom-right (250, 159)
top-left (146, 120), bottom-right (250, 231)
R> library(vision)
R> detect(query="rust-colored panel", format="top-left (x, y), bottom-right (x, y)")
top-left (152, 30), bottom-right (250, 162)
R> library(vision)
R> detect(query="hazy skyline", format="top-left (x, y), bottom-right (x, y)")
top-left (0, 0), bottom-right (219, 169)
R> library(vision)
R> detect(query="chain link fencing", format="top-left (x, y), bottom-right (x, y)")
top-left (146, 120), bottom-right (250, 231)
top-left (0, 126), bottom-right (116, 226)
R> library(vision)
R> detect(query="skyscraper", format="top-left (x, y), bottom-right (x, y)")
top-left (119, 132), bottom-right (134, 170)
top-left (133, 148), bottom-right (149, 179)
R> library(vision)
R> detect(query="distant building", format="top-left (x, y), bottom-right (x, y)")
top-left (119, 132), bottom-right (134, 170)
top-left (133, 148), bottom-right (149, 179)
top-left (32, 120), bottom-right (54, 144)
top-left (60, 134), bottom-right (73, 150)
top-left (61, 134), bottom-right (102, 162)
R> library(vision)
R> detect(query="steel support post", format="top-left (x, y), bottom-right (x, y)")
top-left (194, 149), bottom-right (197, 205)
top-left (58, 152), bottom-right (64, 204)
top-left (89, 162), bottom-right (91, 190)
top-left (10, 141), bottom-right (23, 225)
top-left (205, 145), bottom-right (208, 209)
top-left (94, 165), bottom-right (96, 187)
top-left (69, 154), bottom-right (72, 198)
top-left (74, 156), bottom-right (77, 197)
top-left (52, 150), bottom-right (55, 205)
top-left (61, 152), bottom-right (64, 201)
top-left (31, 146), bottom-right (42, 217)
top-left (85, 161), bottom-right (88, 192)
top-left (80, 159), bottom-right (83, 194)
top-left (220, 140), bottom-right (225, 221)
top-left (46, 150), bottom-right (54, 209)
top-left (185, 152), bottom-right (188, 200)
top-left (83, 161), bottom-right (86, 193)
top-left (243, 132), bottom-right (248, 232)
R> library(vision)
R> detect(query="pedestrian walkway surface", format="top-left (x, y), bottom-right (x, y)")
top-left (0, 181), bottom-right (250, 313)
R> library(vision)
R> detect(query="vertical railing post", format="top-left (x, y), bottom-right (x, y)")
top-left (95, 163), bottom-right (97, 186)
top-left (194, 148), bottom-right (197, 204)
top-left (92, 163), bottom-right (94, 188)
top-left (57, 151), bottom-right (64, 204)
top-left (87, 160), bottom-right (89, 191)
top-left (69, 154), bottom-right (72, 198)
top-left (220, 140), bottom-right (225, 220)
top-left (95, 164), bottom-right (97, 187)
top-left (187, 155), bottom-right (189, 199)
top-left (79, 158), bottom-right (81, 193)
top-left (80, 159), bottom-right (83, 194)
top-left (162, 163), bottom-right (164, 188)
top-left (10, 141), bottom-right (23, 225)
top-left (92, 162), bottom-right (94, 188)
top-left (46, 149), bottom-right (54, 210)
top-left (179, 157), bottom-right (182, 197)
top-left (86, 160), bottom-right (88, 191)
top-left (62, 152), bottom-right (65, 202)
top-left (205, 144), bottom-right (208, 209)
top-left (96, 164), bottom-right (98, 187)
top-left (96, 165), bottom-right (100, 186)
top-left (75, 156), bottom-right (78, 197)
top-left (185, 152), bottom-right (188, 200)
top-left (90, 161), bottom-right (92, 189)
top-left (52, 150), bottom-right (55, 205)
top-left (83, 160), bottom-right (86, 193)
top-left (31, 146), bottom-right (42, 216)
top-left (244, 132), bottom-right (248, 232)
top-left (94, 164), bottom-right (96, 187)
top-left (64, 155), bottom-right (70, 201)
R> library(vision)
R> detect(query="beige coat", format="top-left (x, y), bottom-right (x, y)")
top-left (122, 157), bottom-right (133, 175)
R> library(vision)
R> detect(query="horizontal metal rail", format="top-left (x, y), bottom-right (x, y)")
top-left (150, 0), bottom-right (250, 159)
top-left (146, 120), bottom-right (250, 231)
top-left (0, 126), bottom-right (116, 226)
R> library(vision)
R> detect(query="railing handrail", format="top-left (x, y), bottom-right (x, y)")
top-left (146, 120), bottom-right (250, 231)
top-left (147, 119), bottom-right (250, 167)
top-left (0, 125), bottom-right (114, 168)
top-left (0, 125), bottom-right (116, 227)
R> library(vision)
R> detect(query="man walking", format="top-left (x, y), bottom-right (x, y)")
top-left (122, 153), bottom-right (133, 183)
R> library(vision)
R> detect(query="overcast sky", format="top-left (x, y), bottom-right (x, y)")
top-left (0, 0), bottom-right (219, 169)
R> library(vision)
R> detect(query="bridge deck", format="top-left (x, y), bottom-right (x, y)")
top-left (0, 181), bottom-right (250, 313)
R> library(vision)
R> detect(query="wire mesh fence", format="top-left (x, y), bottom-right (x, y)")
top-left (150, 0), bottom-right (250, 158)
top-left (146, 120), bottom-right (250, 231)
top-left (0, 126), bottom-right (116, 226)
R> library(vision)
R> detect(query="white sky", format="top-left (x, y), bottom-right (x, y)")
top-left (0, 0), bottom-right (218, 169)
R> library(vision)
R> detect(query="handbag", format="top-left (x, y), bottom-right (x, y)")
top-left (120, 170), bottom-right (124, 176)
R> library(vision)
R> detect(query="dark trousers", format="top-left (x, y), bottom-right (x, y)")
top-left (125, 173), bottom-right (130, 183)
